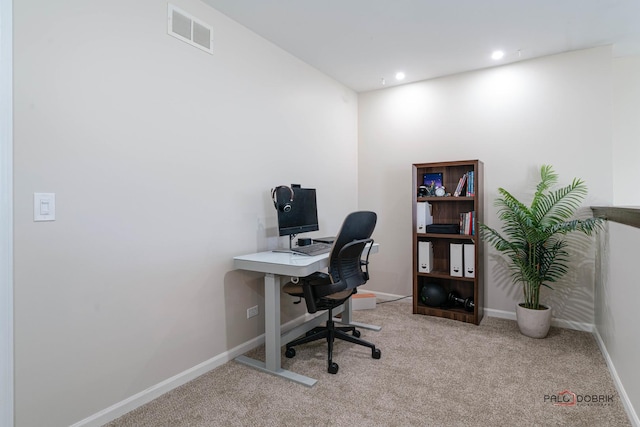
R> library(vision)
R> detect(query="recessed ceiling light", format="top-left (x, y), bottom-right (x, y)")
top-left (491, 50), bottom-right (505, 60)
top-left (395, 72), bottom-right (405, 81)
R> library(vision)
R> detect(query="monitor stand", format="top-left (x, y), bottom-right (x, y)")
top-left (272, 234), bottom-right (297, 254)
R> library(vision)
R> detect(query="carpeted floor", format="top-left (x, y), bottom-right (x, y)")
top-left (106, 301), bottom-right (631, 426)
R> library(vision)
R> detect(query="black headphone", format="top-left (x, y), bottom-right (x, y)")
top-left (271, 185), bottom-right (294, 212)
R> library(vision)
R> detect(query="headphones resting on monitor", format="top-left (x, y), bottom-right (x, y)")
top-left (271, 185), bottom-right (294, 212)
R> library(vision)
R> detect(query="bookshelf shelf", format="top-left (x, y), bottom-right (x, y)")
top-left (412, 160), bottom-right (484, 325)
top-left (418, 196), bottom-right (475, 202)
top-left (419, 233), bottom-right (477, 240)
top-left (417, 271), bottom-right (475, 281)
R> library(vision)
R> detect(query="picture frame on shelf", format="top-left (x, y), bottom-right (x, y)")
top-left (423, 173), bottom-right (443, 197)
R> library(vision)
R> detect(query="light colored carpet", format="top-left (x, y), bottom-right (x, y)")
top-left (106, 301), bottom-right (631, 426)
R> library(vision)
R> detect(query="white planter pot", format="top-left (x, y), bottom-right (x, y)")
top-left (516, 304), bottom-right (552, 338)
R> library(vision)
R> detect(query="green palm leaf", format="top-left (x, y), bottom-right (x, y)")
top-left (479, 165), bottom-right (604, 310)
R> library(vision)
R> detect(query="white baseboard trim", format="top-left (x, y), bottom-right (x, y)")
top-left (483, 308), bottom-right (594, 332)
top-left (70, 309), bottom-right (327, 427)
top-left (483, 307), bottom-right (516, 321)
top-left (367, 290), bottom-right (412, 303)
top-left (592, 329), bottom-right (640, 427)
top-left (552, 318), bottom-right (594, 332)
top-left (71, 302), bottom-right (376, 426)
top-left (70, 334), bottom-right (266, 427)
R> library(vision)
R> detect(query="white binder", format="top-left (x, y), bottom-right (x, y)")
top-left (464, 243), bottom-right (475, 278)
top-left (418, 241), bottom-right (433, 273)
top-left (416, 202), bottom-right (433, 233)
top-left (450, 243), bottom-right (463, 277)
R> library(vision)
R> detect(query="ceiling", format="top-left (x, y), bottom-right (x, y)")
top-left (202, 0), bottom-right (640, 93)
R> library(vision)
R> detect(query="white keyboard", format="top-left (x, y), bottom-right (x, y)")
top-left (292, 243), bottom-right (332, 256)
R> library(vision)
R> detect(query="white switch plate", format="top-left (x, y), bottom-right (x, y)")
top-left (34, 193), bottom-right (55, 221)
top-left (247, 305), bottom-right (259, 319)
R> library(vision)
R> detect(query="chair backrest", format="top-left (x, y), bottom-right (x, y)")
top-left (327, 211), bottom-right (377, 291)
top-left (299, 211), bottom-right (377, 312)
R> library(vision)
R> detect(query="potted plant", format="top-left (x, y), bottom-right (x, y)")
top-left (479, 165), bottom-right (604, 338)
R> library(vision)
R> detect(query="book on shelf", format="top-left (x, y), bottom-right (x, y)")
top-left (467, 171), bottom-right (474, 197)
top-left (459, 211), bottom-right (475, 235)
top-left (453, 173), bottom-right (467, 197)
top-left (471, 211), bottom-right (475, 235)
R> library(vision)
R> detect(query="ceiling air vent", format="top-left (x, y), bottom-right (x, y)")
top-left (167, 4), bottom-right (213, 54)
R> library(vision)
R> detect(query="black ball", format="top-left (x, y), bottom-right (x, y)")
top-left (420, 283), bottom-right (446, 307)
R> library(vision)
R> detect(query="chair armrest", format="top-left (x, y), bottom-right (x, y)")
top-left (336, 238), bottom-right (374, 258)
top-left (360, 239), bottom-right (374, 281)
top-left (335, 238), bottom-right (374, 284)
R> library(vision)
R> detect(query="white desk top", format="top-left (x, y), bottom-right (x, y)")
top-left (233, 243), bottom-right (379, 278)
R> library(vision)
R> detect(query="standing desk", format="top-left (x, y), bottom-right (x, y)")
top-left (233, 244), bottom-right (380, 386)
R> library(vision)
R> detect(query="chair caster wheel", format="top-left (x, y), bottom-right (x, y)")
top-left (352, 329), bottom-right (361, 338)
top-left (372, 348), bottom-right (381, 359)
top-left (285, 347), bottom-right (296, 358)
top-left (328, 362), bottom-right (339, 374)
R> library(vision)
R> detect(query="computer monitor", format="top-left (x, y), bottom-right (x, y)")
top-left (277, 187), bottom-right (319, 237)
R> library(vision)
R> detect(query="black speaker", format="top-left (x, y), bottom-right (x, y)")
top-left (425, 224), bottom-right (460, 234)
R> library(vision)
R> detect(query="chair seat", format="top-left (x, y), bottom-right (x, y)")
top-left (283, 280), bottom-right (354, 301)
top-left (282, 271), bottom-right (329, 296)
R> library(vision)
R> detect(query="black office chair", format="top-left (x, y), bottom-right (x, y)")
top-left (282, 211), bottom-right (381, 374)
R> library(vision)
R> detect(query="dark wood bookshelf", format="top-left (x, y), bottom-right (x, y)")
top-left (412, 160), bottom-right (484, 325)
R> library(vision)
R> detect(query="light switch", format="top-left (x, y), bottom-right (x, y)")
top-left (34, 193), bottom-right (55, 221)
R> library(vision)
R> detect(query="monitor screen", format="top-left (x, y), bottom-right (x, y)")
top-left (277, 187), bottom-right (319, 236)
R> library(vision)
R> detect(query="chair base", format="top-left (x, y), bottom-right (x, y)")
top-left (285, 307), bottom-right (381, 374)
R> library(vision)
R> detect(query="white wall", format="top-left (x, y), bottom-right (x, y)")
top-left (593, 56), bottom-right (640, 425)
top-left (0, 0), bottom-right (14, 426)
top-left (612, 56), bottom-right (640, 206)
top-left (13, 1), bottom-right (357, 426)
top-left (358, 47), bottom-right (613, 325)
top-left (595, 221), bottom-right (640, 424)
